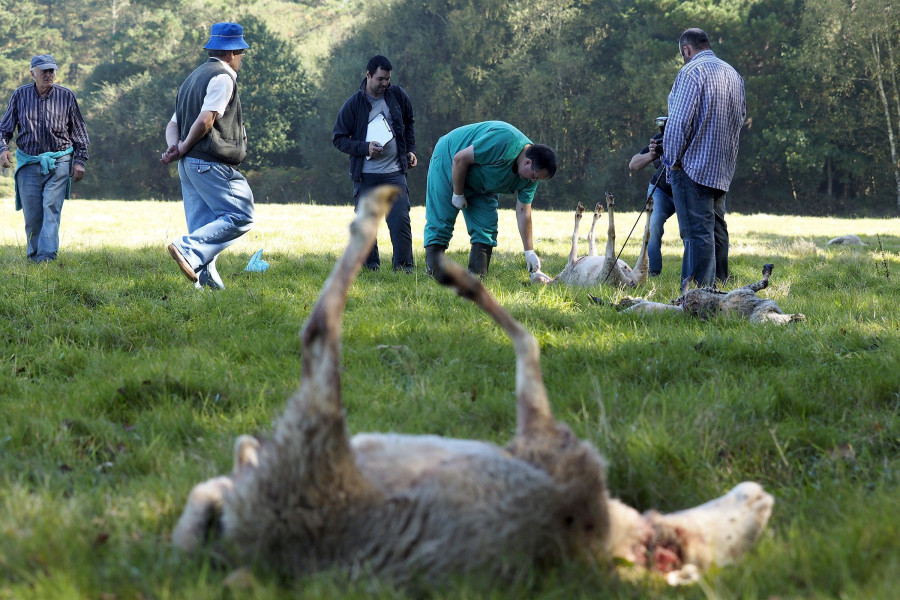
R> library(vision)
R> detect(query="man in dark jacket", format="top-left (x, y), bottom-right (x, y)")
top-left (629, 126), bottom-right (676, 277)
top-left (160, 22), bottom-right (255, 290)
top-left (332, 55), bottom-right (417, 272)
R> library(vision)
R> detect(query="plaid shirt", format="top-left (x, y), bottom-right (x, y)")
top-left (662, 50), bottom-right (745, 192)
top-left (0, 83), bottom-right (90, 166)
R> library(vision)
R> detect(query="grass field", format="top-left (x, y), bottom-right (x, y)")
top-left (1, 198), bottom-right (898, 599)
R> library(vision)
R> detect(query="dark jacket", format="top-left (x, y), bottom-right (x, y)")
top-left (332, 80), bottom-right (415, 182)
top-left (639, 132), bottom-right (672, 196)
top-left (176, 59), bottom-right (247, 166)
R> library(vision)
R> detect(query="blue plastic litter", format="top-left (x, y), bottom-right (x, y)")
top-left (245, 249), bottom-right (270, 272)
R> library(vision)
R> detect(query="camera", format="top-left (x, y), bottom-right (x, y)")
top-left (653, 116), bottom-right (668, 157)
top-left (655, 115), bottom-right (668, 134)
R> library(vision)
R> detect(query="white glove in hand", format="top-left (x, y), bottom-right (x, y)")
top-left (451, 193), bottom-right (468, 210)
top-left (524, 250), bottom-right (541, 273)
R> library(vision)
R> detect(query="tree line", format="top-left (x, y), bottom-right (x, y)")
top-left (1, 0), bottom-right (898, 215)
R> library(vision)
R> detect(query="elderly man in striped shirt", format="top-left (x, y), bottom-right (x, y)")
top-left (662, 28), bottom-right (745, 288)
top-left (0, 54), bottom-right (90, 262)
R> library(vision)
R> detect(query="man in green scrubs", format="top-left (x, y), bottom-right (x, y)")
top-left (424, 121), bottom-right (557, 276)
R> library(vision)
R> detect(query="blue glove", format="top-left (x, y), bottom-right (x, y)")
top-left (245, 249), bottom-right (270, 272)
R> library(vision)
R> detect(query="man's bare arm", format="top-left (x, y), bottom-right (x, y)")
top-left (516, 200), bottom-right (534, 251)
top-left (451, 146), bottom-right (475, 195)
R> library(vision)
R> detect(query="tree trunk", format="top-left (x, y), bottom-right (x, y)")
top-left (871, 35), bottom-right (900, 213)
top-left (885, 35), bottom-right (900, 133)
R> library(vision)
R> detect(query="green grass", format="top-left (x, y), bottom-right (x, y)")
top-left (0, 175), bottom-right (12, 200)
top-left (1, 199), bottom-right (898, 599)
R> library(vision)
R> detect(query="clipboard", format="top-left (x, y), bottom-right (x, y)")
top-left (365, 114), bottom-right (394, 159)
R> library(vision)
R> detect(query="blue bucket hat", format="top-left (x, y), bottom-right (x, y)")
top-left (203, 22), bottom-right (250, 51)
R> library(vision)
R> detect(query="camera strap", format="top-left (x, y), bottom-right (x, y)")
top-left (603, 163), bottom-right (665, 284)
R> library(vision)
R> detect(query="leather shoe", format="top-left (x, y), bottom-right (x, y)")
top-left (168, 243), bottom-right (198, 282)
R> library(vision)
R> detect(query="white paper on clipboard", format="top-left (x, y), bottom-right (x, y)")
top-left (365, 114), bottom-right (394, 159)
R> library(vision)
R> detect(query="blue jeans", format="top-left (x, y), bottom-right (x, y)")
top-left (355, 171), bottom-right (413, 270)
top-left (174, 157), bottom-right (254, 282)
top-left (670, 168), bottom-right (729, 287)
top-left (16, 155), bottom-right (71, 261)
top-left (646, 182), bottom-right (677, 276)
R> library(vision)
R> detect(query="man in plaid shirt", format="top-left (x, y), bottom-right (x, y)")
top-left (662, 28), bottom-right (745, 288)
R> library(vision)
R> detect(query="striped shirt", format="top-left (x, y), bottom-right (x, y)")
top-left (0, 83), bottom-right (90, 166)
top-left (662, 50), bottom-right (745, 192)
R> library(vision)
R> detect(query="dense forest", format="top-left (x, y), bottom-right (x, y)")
top-left (1, 0), bottom-right (898, 215)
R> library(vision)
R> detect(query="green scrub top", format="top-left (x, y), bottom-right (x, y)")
top-left (439, 121), bottom-right (538, 204)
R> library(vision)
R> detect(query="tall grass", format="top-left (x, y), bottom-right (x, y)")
top-left (1, 200), bottom-right (898, 599)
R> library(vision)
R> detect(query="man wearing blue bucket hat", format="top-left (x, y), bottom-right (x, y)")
top-left (0, 54), bottom-right (90, 262)
top-left (161, 22), bottom-right (254, 290)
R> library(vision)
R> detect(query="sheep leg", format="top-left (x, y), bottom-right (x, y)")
top-left (603, 192), bottom-right (618, 263)
top-left (757, 311), bottom-right (807, 325)
top-left (172, 476), bottom-right (234, 553)
top-left (434, 256), bottom-right (610, 559)
top-left (432, 257), bottom-right (555, 438)
top-left (597, 192), bottom-right (625, 286)
top-left (270, 184), bottom-right (399, 482)
top-left (586, 202), bottom-right (603, 257)
top-left (219, 187), bottom-right (398, 554)
top-left (606, 482), bottom-right (774, 585)
top-left (565, 202), bottom-right (585, 266)
top-left (626, 198), bottom-right (653, 286)
top-left (172, 435), bottom-right (263, 553)
top-left (745, 263), bottom-right (774, 293)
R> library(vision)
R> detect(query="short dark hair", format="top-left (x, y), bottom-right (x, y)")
top-left (208, 49), bottom-right (232, 58)
top-left (679, 28), bottom-right (711, 51)
top-left (526, 144), bottom-right (557, 179)
top-left (366, 55), bottom-right (392, 76)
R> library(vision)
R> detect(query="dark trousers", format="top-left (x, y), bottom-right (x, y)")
top-left (355, 171), bottom-right (414, 270)
top-left (671, 168), bottom-right (729, 287)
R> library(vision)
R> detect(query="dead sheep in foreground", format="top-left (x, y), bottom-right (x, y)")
top-left (530, 193), bottom-right (652, 288)
top-left (596, 263), bottom-right (806, 325)
top-left (173, 186), bottom-right (774, 587)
